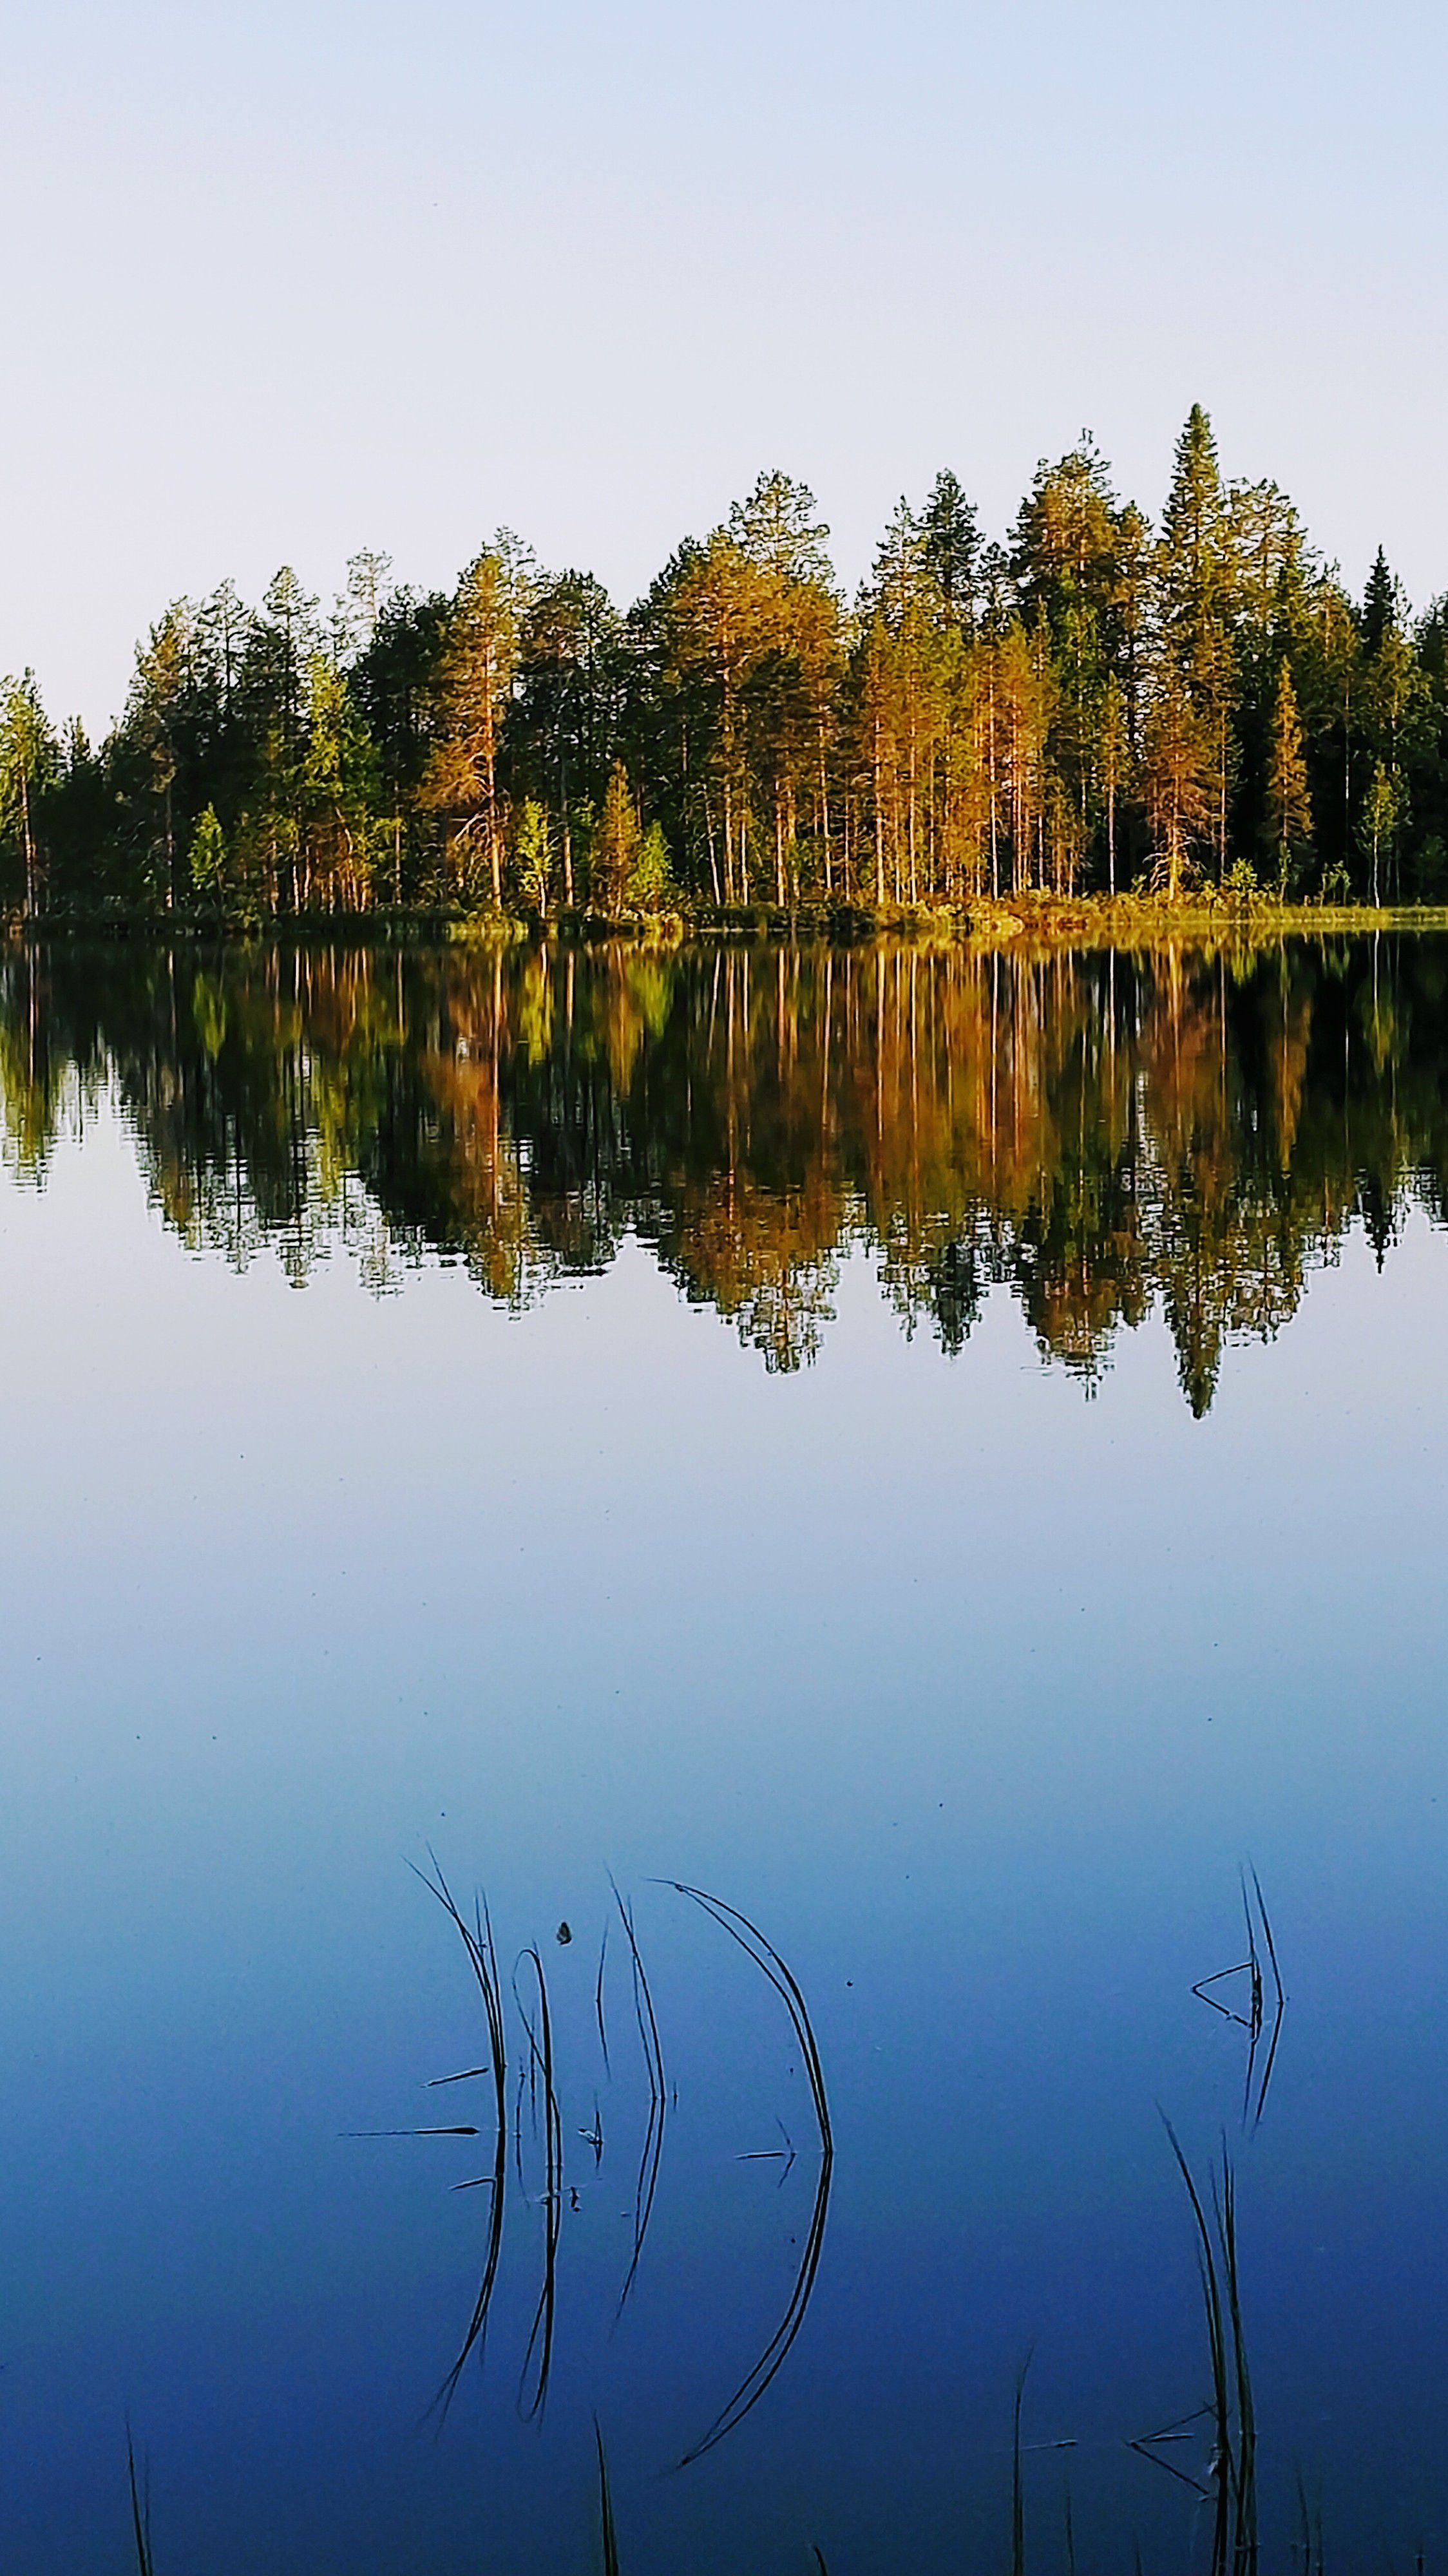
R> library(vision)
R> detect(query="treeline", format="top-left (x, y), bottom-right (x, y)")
top-left (3, 408), bottom-right (1447, 920)
top-left (3, 938), bottom-right (1442, 1408)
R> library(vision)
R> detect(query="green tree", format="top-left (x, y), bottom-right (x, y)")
top-left (1143, 663), bottom-right (1214, 895)
top-left (627, 821), bottom-right (672, 912)
top-left (189, 804), bottom-right (227, 905)
top-left (1362, 760), bottom-right (1402, 907)
top-left (301, 654), bottom-right (377, 907)
top-left (242, 568), bottom-right (321, 908)
top-left (423, 541), bottom-right (535, 904)
top-left (731, 474), bottom-right (841, 902)
top-left (663, 530), bottom-right (768, 903)
top-left (128, 604), bottom-right (193, 904)
top-left (1362, 545), bottom-right (1400, 656)
top-left (920, 469), bottom-right (980, 629)
top-left (1011, 437), bottom-right (1126, 878)
top-left (1264, 659), bottom-right (1313, 892)
top-left (0, 673), bottom-right (55, 913)
top-left (589, 761), bottom-right (640, 911)
top-left (511, 571), bottom-right (621, 905)
top-left (1100, 674), bottom-right (1129, 896)
top-left (1157, 406), bottom-right (1237, 876)
top-left (727, 468), bottom-right (833, 587)
top-left (513, 798), bottom-right (553, 914)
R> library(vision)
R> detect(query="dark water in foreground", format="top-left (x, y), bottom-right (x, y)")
top-left (1, 935), bottom-right (1446, 2573)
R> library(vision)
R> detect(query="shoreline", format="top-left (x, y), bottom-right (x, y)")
top-left (7, 893), bottom-right (1448, 951)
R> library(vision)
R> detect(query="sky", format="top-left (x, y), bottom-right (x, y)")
top-left (2, 0), bottom-right (1445, 735)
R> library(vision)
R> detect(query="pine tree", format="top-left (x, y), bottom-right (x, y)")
top-left (727, 469), bottom-right (832, 588)
top-left (423, 544), bottom-right (532, 905)
top-left (1100, 676), bottom-right (1129, 896)
top-left (1143, 665), bottom-right (1214, 896)
top-left (243, 569), bottom-right (320, 908)
top-left (512, 571), bottom-right (621, 905)
top-left (301, 654), bottom-right (377, 907)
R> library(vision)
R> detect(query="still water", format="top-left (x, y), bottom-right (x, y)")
top-left (0, 936), bottom-right (1445, 2573)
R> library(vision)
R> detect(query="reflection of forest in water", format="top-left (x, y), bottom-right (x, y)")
top-left (2, 936), bottom-right (1444, 1410)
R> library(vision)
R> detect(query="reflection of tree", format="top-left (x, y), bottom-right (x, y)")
top-left (3, 933), bottom-right (1447, 1409)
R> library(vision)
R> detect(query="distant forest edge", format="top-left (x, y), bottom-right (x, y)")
top-left (4, 408), bottom-right (1447, 929)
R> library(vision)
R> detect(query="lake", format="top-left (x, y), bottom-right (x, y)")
top-left (1, 933), bottom-right (1445, 2574)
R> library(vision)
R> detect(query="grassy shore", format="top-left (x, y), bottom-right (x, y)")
top-left (10, 891), bottom-right (1448, 950)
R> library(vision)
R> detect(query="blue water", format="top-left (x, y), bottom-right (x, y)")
top-left (1, 942), bottom-right (1446, 2571)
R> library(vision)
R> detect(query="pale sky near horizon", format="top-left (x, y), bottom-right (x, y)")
top-left (3, 0), bottom-right (1444, 735)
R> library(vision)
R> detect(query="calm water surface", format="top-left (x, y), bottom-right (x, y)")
top-left (1, 936), bottom-right (1446, 2573)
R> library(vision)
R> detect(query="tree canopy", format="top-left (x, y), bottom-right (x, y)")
top-left (6, 415), bottom-right (1448, 918)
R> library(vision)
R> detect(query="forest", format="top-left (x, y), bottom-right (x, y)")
top-left (2, 408), bottom-right (1445, 923)
top-left (3, 935), bottom-right (1441, 1410)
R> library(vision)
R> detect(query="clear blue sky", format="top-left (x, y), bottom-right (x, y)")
top-left (3, 0), bottom-right (1444, 732)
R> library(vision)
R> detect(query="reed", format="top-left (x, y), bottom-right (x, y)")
top-left (126, 2427), bottom-right (153, 2576)
top-left (667, 1884), bottom-right (834, 2468)
top-left (410, 1856), bottom-right (510, 2424)
top-left (1191, 1871), bottom-right (1286, 2130)
top-left (609, 1880), bottom-right (667, 2320)
top-left (513, 1943), bottom-right (562, 2420)
top-left (596, 2420), bottom-right (621, 2576)
top-left (1161, 2120), bottom-right (1259, 2576)
top-left (1011, 2351), bottom-right (1031, 2576)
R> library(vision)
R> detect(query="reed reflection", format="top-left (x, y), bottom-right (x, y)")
top-left (1, 934), bottom-right (1442, 1410)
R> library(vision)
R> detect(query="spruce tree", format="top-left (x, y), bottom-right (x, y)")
top-left (0, 672), bottom-right (55, 914)
top-left (1264, 659), bottom-right (1313, 893)
top-left (1362, 546), bottom-right (1398, 655)
top-left (589, 761), bottom-right (640, 911)
top-left (1158, 406), bottom-right (1237, 876)
top-left (920, 470), bottom-right (980, 627)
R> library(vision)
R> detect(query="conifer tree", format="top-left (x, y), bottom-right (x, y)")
top-left (589, 761), bottom-right (640, 911)
top-left (920, 470), bottom-right (980, 627)
top-left (1264, 659), bottom-right (1313, 892)
top-left (423, 544), bottom-right (533, 904)
top-left (189, 804), bottom-right (227, 905)
top-left (1362, 546), bottom-right (1398, 656)
top-left (1100, 676), bottom-right (1129, 896)
top-left (301, 654), bottom-right (377, 906)
top-left (1158, 406), bottom-right (1237, 876)
top-left (513, 798), bottom-right (553, 915)
top-left (1143, 664), bottom-right (1214, 896)
top-left (128, 605), bottom-right (193, 904)
top-left (727, 469), bottom-right (832, 589)
top-left (512, 571), bottom-right (620, 904)
top-left (0, 672), bottom-right (55, 913)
